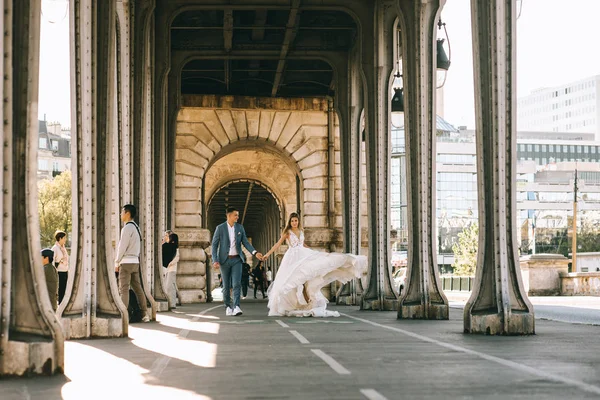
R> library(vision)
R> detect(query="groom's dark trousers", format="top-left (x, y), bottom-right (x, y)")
top-left (221, 255), bottom-right (242, 309)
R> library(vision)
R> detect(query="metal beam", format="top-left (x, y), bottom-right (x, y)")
top-left (225, 60), bottom-right (231, 91)
top-left (252, 10), bottom-right (268, 41)
top-left (224, 9), bottom-right (233, 52)
top-left (242, 182), bottom-right (254, 225)
top-left (271, 0), bottom-right (301, 97)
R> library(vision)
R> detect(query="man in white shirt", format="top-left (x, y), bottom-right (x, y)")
top-left (115, 204), bottom-right (149, 322)
top-left (212, 207), bottom-right (263, 316)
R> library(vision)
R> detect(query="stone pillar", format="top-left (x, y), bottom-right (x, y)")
top-left (60, 0), bottom-right (128, 339)
top-left (360, 1), bottom-right (398, 311)
top-left (520, 254), bottom-right (569, 296)
top-left (465, 0), bottom-right (534, 335)
top-left (397, 0), bottom-right (449, 320)
top-left (178, 230), bottom-right (210, 303)
top-left (0, 0), bottom-right (64, 376)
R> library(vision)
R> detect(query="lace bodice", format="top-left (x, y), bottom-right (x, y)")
top-left (286, 230), bottom-right (304, 248)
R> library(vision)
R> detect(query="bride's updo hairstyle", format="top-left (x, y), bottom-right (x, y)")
top-left (282, 212), bottom-right (302, 235)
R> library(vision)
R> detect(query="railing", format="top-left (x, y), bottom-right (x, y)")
top-left (441, 276), bottom-right (474, 291)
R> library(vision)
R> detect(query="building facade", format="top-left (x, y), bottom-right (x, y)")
top-left (517, 75), bottom-right (600, 140)
top-left (392, 125), bottom-right (600, 270)
top-left (38, 119), bottom-right (71, 181)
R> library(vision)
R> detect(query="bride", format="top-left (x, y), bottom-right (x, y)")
top-left (263, 213), bottom-right (367, 317)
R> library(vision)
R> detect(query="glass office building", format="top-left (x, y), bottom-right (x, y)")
top-left (391, 117), bottom-right (600, 269)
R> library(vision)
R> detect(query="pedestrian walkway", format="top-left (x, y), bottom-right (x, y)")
top-left (3, 300), bottom-right (600, 399)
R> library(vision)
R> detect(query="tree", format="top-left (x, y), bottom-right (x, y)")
top-left (38, 170), bottom-right (72, 248)
top-left (451, 222), bottom-right (478, 276)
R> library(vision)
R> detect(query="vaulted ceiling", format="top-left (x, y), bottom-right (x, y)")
top-left (207, 180), bottom-right (282, 239)
top-left (171, 7), bottom-right (357, 98)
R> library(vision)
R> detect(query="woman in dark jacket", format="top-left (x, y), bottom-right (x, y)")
top-left (162, 230), bottom-right (179, 309)
top-left (241, 263), bottom-right (251, 299)
top-left (252, 261), bottom-right (267, 299)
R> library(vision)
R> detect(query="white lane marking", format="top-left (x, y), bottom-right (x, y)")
top-left (151, 304), bottom-right (224, 377)
top-left (180, 305), bottom-right (224, 338)
top-left (275, 319), bottom-right (290, 328)
top-left (341, 313), bottom-right (600, 396)
top-left (311, 349), bottom-right (351, 375)
top-left (289, 330), bottom-right (310, 344)
top-left (360, 389), bottom-right (388, 400)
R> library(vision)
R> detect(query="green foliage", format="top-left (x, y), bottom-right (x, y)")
top-left (38, 171), bottom-right (72, 247)
top-left (451, 222), bottom-right (478, 276)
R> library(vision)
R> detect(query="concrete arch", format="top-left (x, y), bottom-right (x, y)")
top-left (204, 150), bottom-right (298, 224)
top-left (207, 178), bottom-right (285, 220)
top-left (174, 103), bottom-right (338, 230)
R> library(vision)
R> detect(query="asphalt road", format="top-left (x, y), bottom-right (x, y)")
top-left (2, 300), bottom-right (600, 400)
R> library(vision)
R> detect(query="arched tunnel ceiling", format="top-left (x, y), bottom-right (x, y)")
top-left (208, 181), bottom-right (280, 239)
top-left (172, 8), bottom-right (357, 97)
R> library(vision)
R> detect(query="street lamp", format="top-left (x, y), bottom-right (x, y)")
top-left (391, 58), bottom-right (404, 112)
top-left (436, 19), bottom-right (451, 88)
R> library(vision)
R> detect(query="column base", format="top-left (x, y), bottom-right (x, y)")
top-left (179, 289), bottom-right (207, 304)
top-left (2, 336), bottom-right (62, 376)
top-left (336, 296), bottom-right (356, 306)
top-left (465, 311), bottom-right (535, 335)
top-left (398, 302), bottom-right (449, 320)
top-left (61, 315), bottom-right (126, 340)
top-left (360, 298), bottom-right (398, 311)
top-left (155, 300), bottom-right (170, 312)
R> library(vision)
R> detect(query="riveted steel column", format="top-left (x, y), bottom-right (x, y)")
top-left (152, 1), bottom-right (172, 308)
top-left (360, 0), bottom-right (398, 311)
top-left (336, 49), bottom-right (361, 305)
top-left (0, 0), bottom-right (65, 376)
top-left (60, 0), bottom-right (128, 339)
top-left (116, 1), bottom-right (133, 204)
top-left (137, 8), bottom-right (161, 316)
top-left (465, 0), bottom-right (534, 335)
top-left (397, 0), bottom-right (449, 320)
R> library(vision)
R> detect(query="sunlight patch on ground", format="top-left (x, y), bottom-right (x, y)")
top-left (62, 342), bottom-right (213, 399)
top-left (156, 314), bottom-right (220, 334)
top-left (129, 326), bottom-right (218, 368)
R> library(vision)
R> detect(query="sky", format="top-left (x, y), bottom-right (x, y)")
top-left (39, 0), bottom-right (70, 127)
top-left (38, 0), bottom-right (600, 130)
top-left (441, 0), bottom-right (600, 128)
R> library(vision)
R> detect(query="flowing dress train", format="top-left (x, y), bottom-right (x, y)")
top-left (267, 230), bottom-right (367, 317)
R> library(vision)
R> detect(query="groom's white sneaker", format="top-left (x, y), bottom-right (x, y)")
top-left (233, 306), bottom-right (243, 316)
top-left (226, 307), bottom-right (233, 316)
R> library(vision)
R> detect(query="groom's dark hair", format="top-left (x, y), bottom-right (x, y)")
top-left (226, 207), bottom-right (238, 215)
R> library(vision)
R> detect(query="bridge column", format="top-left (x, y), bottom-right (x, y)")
top-left (360, 0), bottom-right (398, 311)
top-left (130, 0), bottom-right (162, 314)
top-left (0, 0), bottom-right (64, 376)
top-left (465, 0), bottom-right (534, 335)
top-left (336, 50), bottom-right (361, 306)
top-left (397, 0), bottom-right (449, 320)
top-left (60, 0), bottom-right (128, 339)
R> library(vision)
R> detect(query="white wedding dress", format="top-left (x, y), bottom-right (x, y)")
top-left (267, 230), bottom-right (367, 317)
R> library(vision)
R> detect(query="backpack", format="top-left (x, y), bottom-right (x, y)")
top-left (124, 221), bottom-right (145, 322)
top-left (128, 289), bottom-right (143, 323)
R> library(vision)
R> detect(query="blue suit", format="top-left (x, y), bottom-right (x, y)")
top-left (211, 222), bottom-right (256, 308)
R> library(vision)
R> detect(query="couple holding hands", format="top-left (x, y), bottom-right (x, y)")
top-left (212, 207), bottom-right (367, 317)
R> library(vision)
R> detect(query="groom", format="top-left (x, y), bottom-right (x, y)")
top-left (212, 207), bottom-right (263, 316)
